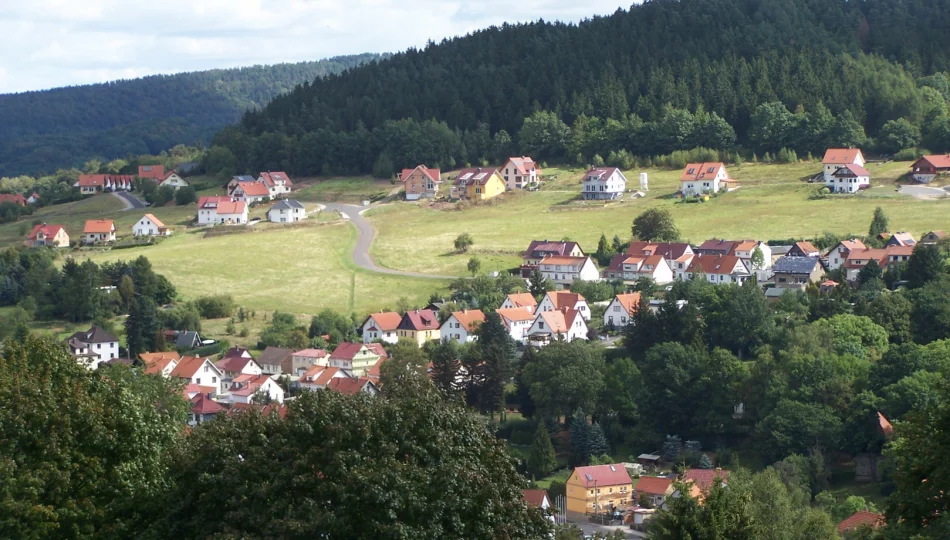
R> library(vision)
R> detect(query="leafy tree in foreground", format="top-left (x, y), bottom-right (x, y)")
top-left (632, 208), bottom-right (679, 242)
top-left (150, 382), bottom-right (550, 539)
top-left (0, 336), bottom-right (188, 538)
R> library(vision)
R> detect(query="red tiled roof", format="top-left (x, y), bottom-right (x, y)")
top-left (170, 356), bottom-right (212, 379)
top-left (822, 148), bottom-right (863, 165)
top-left (833, 164), bottom-right (870, 177)
top-left (916, 154), bottom-right (950, 169)
top-left (635, 476), bottom-right (674, 496)
top-left (505, 157), bottom-right (539, 176)
top-left (216, 200), bottom-right (247, 215)
top-left (878, 412), bottom-right (894, 436)
top-left (141, 213), bottom-right (166, 229)
top-left (230, 374), bottom-right (273, 397)
top-left (235, 181), bottom-right (270, 197)
top-left (573, 464), bottom-right (633, 488)
top-left (197, 196), bottom-right (233, 209)
top-left (328, 376), bottom-right (376, 395)
top-left (0, 193), bottom-right (26, 206)
top-left (138, 165), bottom-right (166, 179)
top-left (681, 162), bottom-right (727, 182)
top-left (613, 293), bottom-right (641, 314)
top-left (626, 241), bottom-right (692, 260)
top-left (682, 469), bottom-right (729, 494)
top-left (84, 220), bottom-right (115, 234)
top-left (294, 348), bottom-right (328, 359)
top-left (312, 367), bottom-right (343, 386)
top-left (525, 240), bottom-right (584, 257)
top-left (837, 511), bottom-right (883, 534)
top-left (505, 293), bottom-right (537, 308)
top-left (259, 171), bottom-right (292, 187)
top-left (330, 342), bottom-right (384, 361)
top-left (364, 312), bottom-right (403, 332)
top-left (400, 165), bottom-right (441, 183)
top-left (191, 393), bottom-right (226, 415)
top-left (27, 224), bottom-right (65, 240)
top-left (522, 489), bottom-right (549, 507)
top-left (214, 355), bottom-right (255, 373)
top-left (838, 239), bottom-right (866, 252)
top-left (365, 358), bottom-right (386, 379)
top-left (583, 167), bottom-right (622, 183)
top-left (543, 291), bottom-right (585, 309)
top-left (398, 309), bottom-right (440, 331)
top-left (686, 254), bottom-right (748, 275)
top-left (447, 309), bottom-right (485, 332)
top-left (697, 239), bottom-right (737, 254)
top-left (535, 308), bottom-right (584, 334)
top-left (793, 241), bottom-right (820, 255)
top-left (141, 352), bottom-right (181, 375)
top-left (539, 255), bottom-right (589, 267)
top-left (496, 307), bottom-right (536, 323)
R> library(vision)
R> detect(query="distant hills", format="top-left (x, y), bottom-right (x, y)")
top-left (0, 54), bottom-right (382, 176)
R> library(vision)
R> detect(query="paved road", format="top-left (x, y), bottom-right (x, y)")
top-left (113, 191), bottom-right (147, 209)
top-left (324, 203), bottom-right (457, 280)
top-left (898, 184), bottom-right (949, 199)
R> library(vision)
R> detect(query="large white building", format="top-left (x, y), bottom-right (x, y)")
top-left (822, 148), bottom-right (865, 182)
top-left (197, 196), bottom-right (248, 225)
top-left (581, 167), bottom-right (627, 200)
top-left (537, 255), bottom-right (601, 288)
top-left (361, 312), bottom-right (403, 344)
top-left (66, 325), bottom-right (119, 369)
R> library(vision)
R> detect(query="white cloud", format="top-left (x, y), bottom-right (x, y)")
top-left (0, 0), bottom-right (629, 93)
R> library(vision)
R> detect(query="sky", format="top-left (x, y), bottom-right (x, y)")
top-left (0, 0), bottom-right (630, 94)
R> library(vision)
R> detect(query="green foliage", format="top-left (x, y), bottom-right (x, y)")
top-left (756, 399), bottom-right (843, 462)
top-left (454, 232), bottom-right (474, 253)
top-left (194, 294), bottom-right (234, 319)
top-left (906, 243), bottom-right (946, 289)
top-left (878, 118), bottom-right (922, 154)
top-left (467, 256), bottom-right (482, 276)
top-left (372, 151), bottom-right (394, 179)
top-left (430, 339), bottom-right (462, 398)
top-left (632, 208), bottom-right (679, 242)
top-left (869, 207), bottom-right (889, 238)
top-left (174, 185), bottom-right (197, 206)
top-left (529, 269), bottom-right (554, 299)
top-left (528, 423), bottom-right (558, 478)
top-left (307, 308), bottom-right (358, 345)
top-left (258, 311), bottom-right (305, 349)
top-left (522, 341), bottom-right (605, 422)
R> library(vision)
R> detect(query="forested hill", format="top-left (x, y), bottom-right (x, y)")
top-left (0, 54), bottom-right (381, 176)
top-left (213, 0), bottom-right (950, 177)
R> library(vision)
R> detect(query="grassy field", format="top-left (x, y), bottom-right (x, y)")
top-left (365, 160), bottom-right (950, 275)
top-left (74, 221), bottom-right (448, 316)
top-left (294, 177), bottom-right (396, 203)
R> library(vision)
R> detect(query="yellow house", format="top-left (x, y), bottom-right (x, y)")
top-left (566, 464), bottom-right (634, 517)
top-left (396, 309), bottom-right (441, 347)
top-left (451, 168), bottom-right (506, 201)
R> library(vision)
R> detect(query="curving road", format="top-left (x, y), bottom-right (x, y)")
top-left (112, 191), bottom-right (148, 209)
top-left (324, 203), bottom-right (457, 280)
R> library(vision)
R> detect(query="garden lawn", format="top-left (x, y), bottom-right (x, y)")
top-left (293, 176), bottom-right (395, 203)
top-left (366, 161), bottom-right (950, 275)
top-left (75, 221), bottom-right (448, 316)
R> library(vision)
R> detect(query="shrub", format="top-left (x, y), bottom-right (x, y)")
top-left (194, 295), bottom-right (235, 319)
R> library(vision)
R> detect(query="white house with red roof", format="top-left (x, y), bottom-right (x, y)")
top-left (440, 309), bottom-right (485, 344)
top-left (680, 162), bottom-right (729, 196)
top-left (284, 348), bottom-right (328, 376)
top-left (526, 307), bottom-right (589, 345)
top-left (361, 312), bottom-right (403, 344)
top-left (910, 154), bottom-right (950, 183)
top-left (189, 393), bottom-right (226, 426)
top-left (501, 156), bottom-right (541, 190)
top-left (522, 240), bottom-right (586, 277)
top-left (500, 293), bottom-right (537, 313)
top-left (822, 148), bottom-right (865, 182)
top-left (537, 255), bottom-right (600, 288)
top-left (626, 241), bottom-right (695, 276)
top-left (25, 223), bottom-right (69, 248)
top-left (538, 291), bottom-right (590, 321)
top-left (170, 356), bottom-right (225, 396)
top-left (297, 365), bottom-right (350, 391)
top-left (133, 214), bottom-right (169, 237)
top-left (141, 352), bottom-right (181, 377)
top-left (328, 376), bottom-right (380, 396)
top-left (227, 374), bottom-right (285, 404)
top-left (684, 254), bottom-right (751, 284)
top-left (582, 167), bottom-right (627, 200)
top-left (328, 342), bottom-right (387, 377)
top-left (83, 219), bottom-right (116, 244)
top-left (214, 355), bottom-right (263, 388)
top-left (400, 165), bottom-right (442, 200)
top-left (75, 174), bottom-right (134, 194)
top-left (604, 293), bottom-right (641, 328)
top-left (826, 239), bottom-right (867, 270)
top-left (138, 164), bottom-right (166, 180)
top-left (258, 171), bottom-right (293, 197)
top-left (495, 307), bottom-right (537, 343)
top-left (828, 164), bottom-right (871, 193)
top-left (230, 181), bottom-right (271, 203)
top-left (197, 196), bottom-right (247, 225)
top-left (159, 172), bottom-right (189, 190)
top-left (604, 253), bottom-right (674, 284)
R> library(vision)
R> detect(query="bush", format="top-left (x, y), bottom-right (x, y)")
top-left (893, 147), bottom-right (925, 161)
top-left (194, 295), bottom-right (235, 319)
top-left (174, 186), bottom-right (197, 206)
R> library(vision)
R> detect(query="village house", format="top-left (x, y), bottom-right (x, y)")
top-left (83, 219), bottom-right (116, 244)
top-left (920, 230), bottom-right (947, 244)
top-left (25, 223), bottom-right (69, 247)
top-left (214, 354), bottom-right (263, 388)
top-left (297, 365), bottom-right (349, 391)
top-left (225, 175), bottom-right (256, 191)
top-left (909, 154), bottom-right (950, 183)
top-left (328, 342), bottom-right (386, 376)
top-left (566, 464), bottom-right (634, 518)
top-left (695, 239), bottom-right (771, 270)
top-left (230, 181), bottom-right (271, 203)
top-left (281, 348), bottom-right (327, 376)
top-left (537, 255), bottom-right (601, 288)
top-left (396, 309), bottom-right (441, 346)
top-left (159, 172), bottom-right (189, 190)
top-left (526, 307), bottom-right (589, 346)
top-left (197, 196), bottom-right (248, 225)
top-left (133, 214), bottom-right (169, 236)
top-left (495, 307), bottom-right (537, 343)
top-left (501, 157), bottom-right (541, 190)
top-left (828, 164), bottom-right (871, 193)
top-left (684, 254), bottom-right (752, 284)
top-left (400, 165), bottom-right (442, 200)
top-left (825, 239), bottom-right (867, 270)
top-left (822, 148), bottom-right (866, 182)
top-left (787, 241), bottom-right (820, 258)
top-left (75, 174), bottom-right (133, 194)
top-left (141, 351), bottom-right (181, 377)
top-left (885, 232), bottom-right (916, 248)
top-left (258, 171), bottom-right (293, 197)
top-left (328, 376), bottom-right (380, 396)
top-left (521, 240), bottom-right (585, 277)
top-left (361, 312), bottom-right (402, 344)
top-left (582, 167), bottom-right (627, 200)
top-left (66, 325), bottom-right (119, 369)
top-left (0, 193), bottom-right (26, 206)
top-left (27, 192), bottom-right (40, 204)
top-left (189, 393), bottom-right (226, 426)
top-left (228, 374), bottom-right (285, 404)
top-left (450, 168), bottom-right (506, 200)
top-left (500, 292), bottom-right (538, 312)
top-left (604, 253), bottom-right (674, 284)
top-left (604, 292), bottom-right (641, 328)
top-left (267, 199), bottom-right (306, 223)
top-left (635, 476), bottom-right (675, 508)
top-left (538, 291), bottom-right (591, 321)
top-left (844, 246), bottom-right (914, 281)
top-left (681, 468), bottom-right (729, 501)
top-left (257, 347), bottom-right (293, 376)
top-left (522, 489), bottom-right (553, 516)
top-left (838, 511), bottom-right (884, 536)
top-left (440, 309), bottom-right (485, 344)
top-left (626, 241), bottom-right (695, 277)
top-left (170, 356), bottom-right (225, 396)
top-left (138, 164), bottom-right (165, 180)
top-left (680, 162), bottom-right (729, 196)
top-left (772, 256), bottom-right (825, 291)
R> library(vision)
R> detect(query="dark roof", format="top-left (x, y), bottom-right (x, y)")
top-left (175, 331), bottom-right (201, 350)
top-left (525, 240), bottom-right (584, 258)
top-left (774, 256), bottom-right (822, 274)
top-left (271, 199), bottom-right (305, 210)
top-left (232, 175), bottom-right (256, 182)
top-left (68, 325), bottom-right (119, 344)
top-left (257, 347), bottom-right (293, 366)
top-left (398, 309), bottom-right (440, 331)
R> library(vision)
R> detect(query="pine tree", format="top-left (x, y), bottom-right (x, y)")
top-left (430, 339), bottom-right (462, 398)
top-left (869, 207), bottom-right (889, 237)
top-left (529, 269), bottom-right (552, 299)
top-left (662, 435), bottom-right (682, 462)
top-left (595, 233), bottom-right (612, 266)
top-left (475, 313), bottom-right (515, 417)
top-left (586, 423), bottom-right (610, 459)
top-left (569, 409), bottom-right (589, 466)
top-left (527, 423), bottom-right (557, 478)
top-left (513, 344), bottom-right (537, 417)
top-left (698, 454), bottom-right (713, 469)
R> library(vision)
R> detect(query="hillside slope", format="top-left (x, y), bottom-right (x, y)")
top-left (0, 54), bottom-right (381, 176)
top-left (216, 0), bottom-right (950, 177)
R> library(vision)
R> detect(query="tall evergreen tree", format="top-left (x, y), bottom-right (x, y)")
top-left (905, 243), bottom-right (946, 289)
top-left (429, 339), bottom-right (462, 399)
top-left (568, 409), bottom-right (589, 466)
top-left (585, 423), bottom-right (610, 459)
top-left (513, 344), bottom-right (537, 418)
top-left (529, 269), bottom-right (553, 300)
top-left (474, 313), bottom-right (516, 417)
top-left (869, 207), bottom-right (889, 237)
top-left (527, 423), bottom-right (557, 478)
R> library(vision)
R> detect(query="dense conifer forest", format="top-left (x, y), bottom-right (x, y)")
top-left (0, 54), bottom-right (381, 176)
top-left (209, 0), bottom-right (950, 177)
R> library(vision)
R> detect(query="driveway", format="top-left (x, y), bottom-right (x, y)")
top-left (112, 191), bottom-right (147, 209)
top-left (898, 184), bottom-right (949, 199)
top-left (324, 203), bottom-right (457, 280)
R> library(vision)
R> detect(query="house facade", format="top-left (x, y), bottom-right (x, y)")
top-left (526, 308), bottom-right (589, 345)
top-left (230, 181), bottom-right (271, 203)
top-left (228, 374), bottom-right (285, 404)
top-left (822, 148), bottom-right (866, 182)
top-left (844, 246), bottom-right (914, 281)
top-left (159, 172), bottom-right (189, 189)
top-left (680, 162), bottom-right (729, 196)
top-left (772, 256), bottom-right (824, 290)
top-left (26, 224), bottom-right (69, 247)
top-left (603, 293), bottom-right (641, 328)
top-left (361, 312), bottom-right (403, 344)
top-left (328, 342), bottom-right (386, 376)
top-left (537, 255), bottom-right (601, 288)
top-left (66, 325), bottom-right (119, 369)
top-left (283, 348), bottom-right (328, 376)
top-left (501, 157), bottom-right (540, 190)
top-left (635, 476), bottom-right (675, 507)
top-left (83, 220), bottom-right (116, 244)
top-left (440, 309), bottom-right (485, 344)
top-left (909, 154), bottom-right (950, 183)
top-left (75, 174), bottom-right (133, 194)
top-left (521, 240), bottom-right (585, 277)
top-left (826, 240), bottom-right (866, 270)
top-left (684, 255), bottom-right (751, 284)
top-left (170, 356), bottom-right (225, 395)
top-left (141, 352), bottom-right (181, 377)
top-left (787, 241), bottom-right (820, 258)
top-left (495, 307), bottom-right (536, 343)
top-left (257, 347), bottom-right (293, 376)
top-left (626, 241), bottom-right (695, 277)
top-left (451, 168), bottom-right (506, 200)
top-left (197, 196), bottom-right (247, 225)
top-left (133, 214), bottom-right (169, 236)
top-left (258, 171), bottom-right (293, 197)
top-left (396, 309), bottom-right (441, 346)
top-left (500, 292), bottom-right (537, 313)
top-left (828, 164), bottom-right (871, 193)
top-left (604, 253), bottom-right (674, 284)
top-left (566, 464), bottom-right (634, 517)
top-left (538, 291), bottom-right (591, 321)
top-left (921, 231), bottom-right (947, 244)
top-left (582, 167), bottom-right (627, 200)
top-left (400, 165), bottom-right (442, 200)
top-left (267, 199), bottom-right (306, 223)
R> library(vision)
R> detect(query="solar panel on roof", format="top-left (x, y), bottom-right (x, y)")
top-left (460, 173), bottom-right (473, 180)
top-left (475, 173), bottom-right (487, 180)
top-left (585, 473), bottom-right (593, 481)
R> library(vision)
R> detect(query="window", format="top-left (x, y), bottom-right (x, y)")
top-left (196, 378), bottom-right (201, 384)
top-left (212, 377), bottom-right (217, 383)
